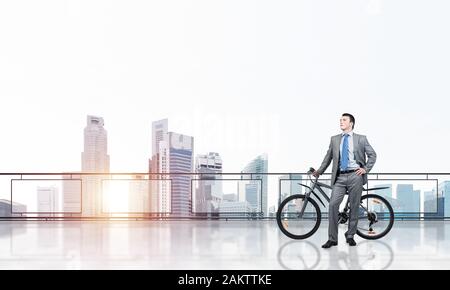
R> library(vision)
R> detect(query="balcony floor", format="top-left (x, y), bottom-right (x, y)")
top-left (0, 219), bottom-right (449, 270)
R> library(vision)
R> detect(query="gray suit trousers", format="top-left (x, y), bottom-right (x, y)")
top-left (328, 171), bottom-right (364, 242)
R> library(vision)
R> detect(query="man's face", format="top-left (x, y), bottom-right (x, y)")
top-left (340, 116), bottom-right (352, 131)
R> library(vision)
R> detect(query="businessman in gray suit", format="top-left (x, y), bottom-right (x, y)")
top-left (313, 113), bottom-right (377, 248)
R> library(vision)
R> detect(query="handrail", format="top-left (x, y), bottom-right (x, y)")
top-left (0, 172), bottom-right (450, 175)
top-left (1, 171), bottom-right (449, 220)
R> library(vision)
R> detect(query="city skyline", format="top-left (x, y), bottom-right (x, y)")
top-left (5, 113), bottom-right (450, 217)
top-left (3, 114), bottom-right (274, 216)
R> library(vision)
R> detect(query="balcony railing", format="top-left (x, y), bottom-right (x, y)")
top-left (0, 172), bottom-right (448, 220)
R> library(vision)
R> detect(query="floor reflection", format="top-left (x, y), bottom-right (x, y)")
top-left (277, 240), bottom-right (321, 270)
top-left (276, 239), bottom-right (393, 270)
top-left (0, 220), bottom-right (449, 269)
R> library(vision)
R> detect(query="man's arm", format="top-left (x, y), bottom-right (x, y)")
top-left (363, 136), bottom-right (377, 172)
top-left (316, 138), bottom-right (333, 175)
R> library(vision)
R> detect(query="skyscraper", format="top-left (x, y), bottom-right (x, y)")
top-left (279, 174), bottom-right (302, 203)
top-left (194, 152), bottom-right (223, 214)
top-left (149, 119), bottom-right (168, 174)
top-left (424, 189), bottom-right (444, 219)
top-left (150, 119), bottom-right (194, 216)
top-left (149, 119), bottom-right (169, 214)
top-left (241, 153), bottom-right (268, 216)
top-left (439, 181), bottom-right (450, 218)
top-left (396, 184), bottom-right (420, 218)
top-left (152, 119), bottom-right (169, 159)
top-left (245, 183), bottom-right (259, 210)
top-left (424, 189), bottom-right (436, 212)
top-left (163, 132), bottom-right (193, 216)
top-left (81, 115), bottom-right (110, 216)
top-left (62, 173), bottom-right (82, 216)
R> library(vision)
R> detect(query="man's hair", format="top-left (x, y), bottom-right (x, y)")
top-left (342, 113), bottom-right (355, 129)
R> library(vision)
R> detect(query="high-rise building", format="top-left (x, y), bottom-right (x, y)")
top-left (37, 186), bottom-right (59, 216)
top-left (396, 184), bottom-right (420, 218)
top-left (164, 132), bottom-right (193, 216)
top-left (279, 174), bottom-right (302, 203)
top-left (424, 189), bottom-right (436, 212)
top-left (424, 189), bottom-right (444, 219)
top-left (241, 153), bottom-right (268, 216)
top-left (194, 152), bottom-right (223, 214)
top-left (149, 119), bottom-right (169, 176)
top-left (439, 181), bottom-right (450, 218)
top-left (81, 115), bottom-right (110, 216)
top-left (150, 119), bottom-right (193, 217)
top-left (152, 119), bottom-right (169, 160)
top-left (62, 173), bottom-right (82, 216)
top-left (149, 119), bottom-right (169, 214)
top-left (245, 183), bottom-right (259, 210)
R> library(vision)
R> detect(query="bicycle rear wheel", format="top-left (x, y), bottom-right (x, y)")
top-left (356, 194), bottom-right (394, 240)
top-left (276, 194), bottom-right (321, 239)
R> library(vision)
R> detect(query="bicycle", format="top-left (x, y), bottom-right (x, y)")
top-left (276, 167), bottom-right (394, 240)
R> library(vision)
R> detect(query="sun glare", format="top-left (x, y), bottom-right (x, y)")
top-left (103, 180), bottom-right (129, 214)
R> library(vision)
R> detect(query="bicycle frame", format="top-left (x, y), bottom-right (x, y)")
top-left (298, 174), bottom-right (384, 222)
top-left (297, 174), bottom-right (331, 218)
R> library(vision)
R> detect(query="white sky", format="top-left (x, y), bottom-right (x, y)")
top-left (1, 0), bottom-right (450, 176)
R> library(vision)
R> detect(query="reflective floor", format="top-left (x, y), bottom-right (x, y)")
top-left (0, 220), bottom-right (449, 269)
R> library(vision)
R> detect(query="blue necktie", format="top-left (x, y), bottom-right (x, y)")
top-left (340, 134), bottom-right (349, 171)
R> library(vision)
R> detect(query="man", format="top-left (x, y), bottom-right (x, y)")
top-left (313, 113), bottom-right (377, 248)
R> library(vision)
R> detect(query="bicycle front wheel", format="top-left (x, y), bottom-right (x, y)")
top-left (276, 194), bottom-right (321, 239)
top-left (357, 194), bottom-right (394, 240)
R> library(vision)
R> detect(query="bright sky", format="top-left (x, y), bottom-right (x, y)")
top-left (1, 0), bottom-right (450, 177)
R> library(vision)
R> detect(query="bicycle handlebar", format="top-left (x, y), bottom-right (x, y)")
top-left (306, 167), bottom-right (319, 186)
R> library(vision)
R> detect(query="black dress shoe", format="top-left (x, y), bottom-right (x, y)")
top-left (346, 237), bottom-right (357, 246)
top-left (321, 240), bottom-right (338, 248)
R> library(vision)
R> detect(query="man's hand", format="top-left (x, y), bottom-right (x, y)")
top-left (356, 168), bottom-right (367, 176)
top-left (312, 170), bottom-right (320, 178)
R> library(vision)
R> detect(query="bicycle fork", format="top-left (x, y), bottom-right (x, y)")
top-left (297, 193), bottom-right (311, 219)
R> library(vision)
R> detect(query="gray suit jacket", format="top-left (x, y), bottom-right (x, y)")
top-left (317, 133), bottom-right (377, 185)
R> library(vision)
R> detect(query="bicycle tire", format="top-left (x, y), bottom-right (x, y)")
top-left (276, 194), bottom-right (321, 239)
top-left (356, 194), bottom-right (394, 240)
